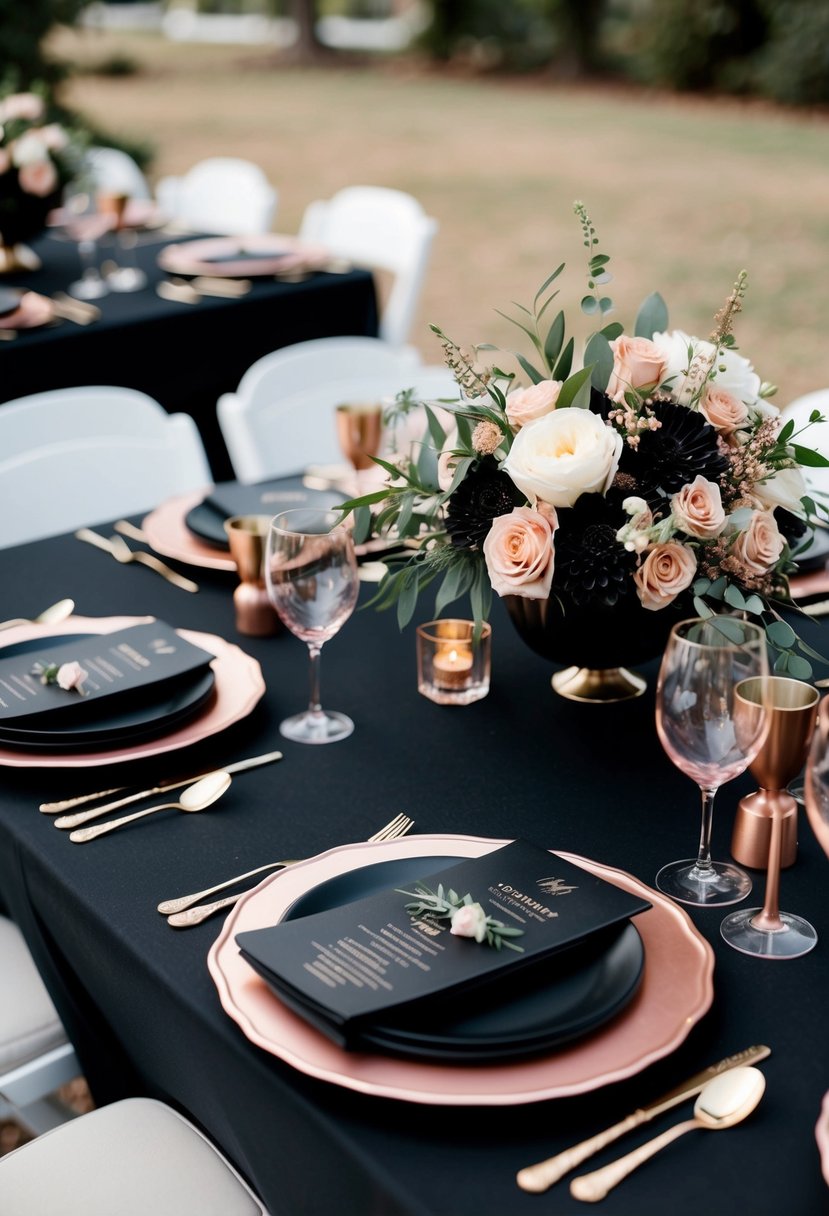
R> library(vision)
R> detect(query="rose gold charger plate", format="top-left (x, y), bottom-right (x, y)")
top-left (157, 234), bottom-right (330, 279)
top-left (0, 291), bottom-right (55, 330)
top-left (817, 1090), bottom-right (829, 1187)
top-left (0, 614), bottom-right (264, 768)
top-left (208, 833), bottom-right (714, 1106)
top-left (142, 491), bottom-right (401, 572)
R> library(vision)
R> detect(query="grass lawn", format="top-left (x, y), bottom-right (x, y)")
top-left (50, 27), bottom-right (829, 404)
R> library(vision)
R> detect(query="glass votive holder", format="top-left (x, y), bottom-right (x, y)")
top-left (224, 515), bottom-right (281, 637)
top-left (416, 619), bottom-right (491, 706)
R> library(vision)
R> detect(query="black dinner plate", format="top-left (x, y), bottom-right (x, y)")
top-left (282, 856), bottom-right (645, 1063)
top-left (185, 480), bottom-right (345, 550)
top-left (0, 634), bottom-right (215, 751)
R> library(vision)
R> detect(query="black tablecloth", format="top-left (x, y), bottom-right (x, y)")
top-left (0, 521), bottom-right (828, 1216)
top-left (0, 232), bottom-right (378, 480)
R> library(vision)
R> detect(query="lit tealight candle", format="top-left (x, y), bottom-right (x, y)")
top-left (432, 644), bottom-right (474, 690)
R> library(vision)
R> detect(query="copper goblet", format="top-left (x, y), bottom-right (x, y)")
top-left (225, 515), bottom-right (281, 637)
top-left (721, 676), bottom-right (819, 959)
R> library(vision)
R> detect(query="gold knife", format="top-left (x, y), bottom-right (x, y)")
top-left (516, 1044), bottom-right (771, 1193)
top-left (75, 528), bottom-right (199, 593)
top-left (40, 751), bottom-right (284, 816)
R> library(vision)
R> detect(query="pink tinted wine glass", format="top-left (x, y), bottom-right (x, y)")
top-left (655, 615), bottom-right (769, 906)
top-left (265, 508), bottom-right (359, 744)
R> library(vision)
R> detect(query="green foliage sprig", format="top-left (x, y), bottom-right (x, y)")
top-left (397, 883), bottom-right (525, 952)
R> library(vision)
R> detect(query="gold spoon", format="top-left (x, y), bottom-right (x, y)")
top-left (69, 771), bottom-right (231, 843)
top-left (0, 599), bottom-right (75, 632)
top-left (569, 1067), bottom-right (766, 1202)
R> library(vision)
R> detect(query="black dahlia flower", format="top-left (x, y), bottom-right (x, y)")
top-left (774, 507), bottom-right (807, 548)
top-left (554, 492), bottom-right (637, 608)
top-left (629, 400), bottom-right (729, 496)
top-left (445, 458), bottom-right (524, 550)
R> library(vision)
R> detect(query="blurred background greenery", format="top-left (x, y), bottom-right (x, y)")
top-left (2, 0), bottom-right (828, 402)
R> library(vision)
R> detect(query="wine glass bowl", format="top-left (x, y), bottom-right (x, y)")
top-left (265, 508), bottom-right (359, 744)
top-left (96, 190), bottom-right (148, 292)
top-left (721, 676), bottom-right (819, 959)
top-left (655, 615), bottom-right (769, 907)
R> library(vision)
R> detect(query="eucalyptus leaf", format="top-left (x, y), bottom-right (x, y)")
top-left (724, 584), bottom-right (746, 610)
top-left (556, 365), bottom-right (594, 411)
top-left (693, 596), bottom-right (715, 619)
top-left (792, 444), bottom-right (829, 468)
top-left (766, 619), bottom-right (797, 649)
top-left (634, 291), bottom-right (669, 339)
top-left (534, 263), bottom-right (565, 304)
top-left (583, 331), bottom-right (613, 393)
top-left (515, 353), bottom-right (545, 386)
top-left (543, 310), bottom-right (565, 367)
top-left (553, 337), bottom-right (574, 381)
top-left (787, 654), bottom-right (813, 680)
top-left (580, 295), bottom-right (599, 315)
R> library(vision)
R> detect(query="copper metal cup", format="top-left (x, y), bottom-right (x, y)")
top-left (224, 515), bottom-right (281, 637)
top-left (805, 694), bottom-right (829, 861)
top-left (732, 676), bottom-right (819, 871)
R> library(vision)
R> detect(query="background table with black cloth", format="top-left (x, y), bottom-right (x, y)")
top-left (0, 231), bottom-right (378, 480)
top-left (0, 522), bottom-right (828, 1216)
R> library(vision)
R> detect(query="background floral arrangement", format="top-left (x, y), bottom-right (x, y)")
top-left (0, 88), bottom-right (82, 247)
top-left (348, 203), bottom-right (829, 677)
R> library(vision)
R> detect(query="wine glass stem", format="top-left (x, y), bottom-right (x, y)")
top-left (694, 786), bottom-right (717, 874)
top-left (306, 643), bottom-right (323, 716)
top-left (751, 803), bottom-right (785, 932)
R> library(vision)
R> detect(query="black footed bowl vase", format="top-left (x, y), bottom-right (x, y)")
top-left (504, 591), bottom-right (683, 703)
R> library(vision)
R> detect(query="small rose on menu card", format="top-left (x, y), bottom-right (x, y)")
top-left (31, 659), bottom-right (88, 696)
top-left (396, 882), bottom-right (525, 952)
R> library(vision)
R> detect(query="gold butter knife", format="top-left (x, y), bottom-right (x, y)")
top-left (46, 751), bottom-right (284, 825)
top-left (515, 1044), bottom-right (771, 1194)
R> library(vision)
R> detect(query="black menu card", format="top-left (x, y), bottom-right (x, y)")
top-left (236, 840), bottom-right (651, 1050)
top-left (205, 478), bottom-right (343, 523)
top-left (0, 623), bottom-right (214, 727)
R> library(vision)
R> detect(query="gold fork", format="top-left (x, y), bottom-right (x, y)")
top-left (75, 528), bottom-right (199, 593)
top-left (162, 812), bottom-right (415, 928)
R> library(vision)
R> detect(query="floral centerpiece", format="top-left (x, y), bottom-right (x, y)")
top-left (346, 203), bottom-right (828, 695)
top-left (0, 89), bottom-right (82, 267)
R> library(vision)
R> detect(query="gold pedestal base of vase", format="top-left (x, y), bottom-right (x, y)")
top-left (551, 666), bottom-right (647, 703)
top-left (0, 243), bottom-right (41, 274)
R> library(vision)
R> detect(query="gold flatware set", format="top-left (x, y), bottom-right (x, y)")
top-left (517, 1044), bottom-right (770, 1199)
top-left (0, 598), bottom-right (75, 632)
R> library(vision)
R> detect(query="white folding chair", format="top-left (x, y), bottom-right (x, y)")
top-left (0, 387), bottom-right (211, 548)
top-left (780, 388), bottom-right (829, 502)
top-left (83, 147), bottom-right (152, 201)
top-left (298, 186), bottom-right (438, 348)
top-left (0, 915), bottom-right (81, 1136)
top-left (216, 336), bottom-right (456, 483)
top-left (155, 158), bottom-right (278, 236)
top-left (0, 1097), bottom-right (270, 1215)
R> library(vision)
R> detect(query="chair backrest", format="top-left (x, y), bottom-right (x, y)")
top-left (0, 387), bottom-right (211, 548)
top-left (780, 388), bottom-right (829, 497)
top-left (83, 147), bottom-right (151, 201)
top-left (155, 157), bottom-right (278, 235)
top-left (217, 337), bottom-right (458, 483)
top-left (298, 186), bottom-right (438, 348)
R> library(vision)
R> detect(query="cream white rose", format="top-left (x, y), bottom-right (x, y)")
top-left (10, 131), bottom-right (49, 168)
top-left (450, 903), bottom-right (487, 943)
top-left (505, 380), bottom-right (562, 429)
top-left (606, 335), bottom-right (668, 403)
top-left (731, 510), bottom-right (784, 575)
top-left (652, 328), bottom-right (761, 407)
top-left (483, 506), bottom-right (557, 600)
top-left (634, 542), bottom-right (697, 610)
top-left (502, 409), bottom-right (622, 508)
top-left (671, 476), bottom-right (726, 539)
top-left (753, 466), bottom-right (807, 516)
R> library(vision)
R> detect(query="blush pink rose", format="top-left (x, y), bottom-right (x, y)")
top-left (606, 335), bottom-right (668, 404)
top-left (731, 510), bottom-right (784, 575)
top-left (0, 93), bottom-right (44, 122)
top-left (18, 158), bottom-right (58, 197)
top-left (505, 380), bottom-right (562, 429)
top-left (700, 386), bottom-right (750, 433)
top-left (483, 506), bottom-right (557, 600)
top-left (634, 543), bottom-right (697, 611)
top-left (450, 903), bottom-right (487, 943)
top-left (56, 661), bottom-right (87, 692)
top-left (671, 476), bottom-right (726, 539)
